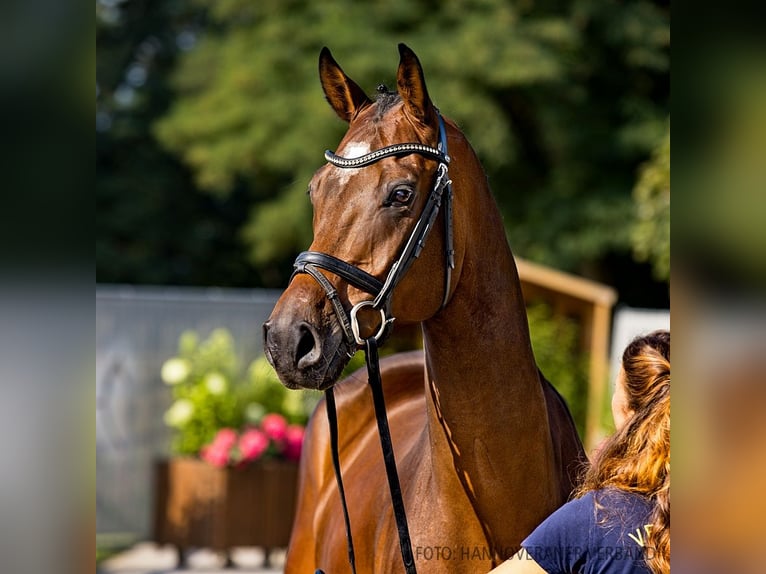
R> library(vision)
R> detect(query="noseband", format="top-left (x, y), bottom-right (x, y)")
top-left (291, 112), bottom-right (454, 574)
top-left (292, 111), bottom-right (455, 348)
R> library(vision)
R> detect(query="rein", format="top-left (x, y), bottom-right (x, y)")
top-left (293, 112), bottom-right (454, 574)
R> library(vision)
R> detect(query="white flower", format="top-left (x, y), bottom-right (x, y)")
top-left (161, 358), bottom-right (190, 385)
top-left (245, 402), bottom-right (266, 423)
top-left (163, 399), bottom-right (194, 427)
top-left (204, 372), bottom-right (227, 395)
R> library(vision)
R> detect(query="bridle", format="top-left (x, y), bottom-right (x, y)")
top-left (290, 111), bottom-right (455, 574)
top-left (293, 111), bottom-right (455, 348)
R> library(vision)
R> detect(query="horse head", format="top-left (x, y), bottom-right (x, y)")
top-left (264, 44), bottom-right (461, 390)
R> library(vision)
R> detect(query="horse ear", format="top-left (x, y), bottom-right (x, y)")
top-left (319, 47), bottom-right (372, 123)
top-left (396, 43), bottom-right (435, 127)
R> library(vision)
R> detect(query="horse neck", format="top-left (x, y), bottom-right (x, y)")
top-left (420, 141), bottom-right (560, 556)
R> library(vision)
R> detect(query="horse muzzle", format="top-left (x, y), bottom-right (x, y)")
top-left (263, 296), bottom-right (352, 390)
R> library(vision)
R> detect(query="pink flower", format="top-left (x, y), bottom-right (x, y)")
top-left (201, 442), bottom-right (231, 467)
top-left (211, 428), bottom-right (238, 450)
top-left (261, 413), bottom-right (288, 443)
top-left (200, 428), bottom-right (238, 467)
top-left (239, 428), bottom-right (269, 462)
top-left (283, 424), bottom-right (305, 461)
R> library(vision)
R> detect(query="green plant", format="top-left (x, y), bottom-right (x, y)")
top-left (526, 302), bottom-right (589, 437)
top-left (632, 122), bottom-right (670, 282)
top-left (161, 328), bottom-right (320, 457)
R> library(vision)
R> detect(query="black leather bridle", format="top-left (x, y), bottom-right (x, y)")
top-left (293, 112), bottom-right (454, 574)
top-left (293, 112), bottom-right (455, 349)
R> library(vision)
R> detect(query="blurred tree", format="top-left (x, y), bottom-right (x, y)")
top-left (98, 0), bottom-right (669, 305)
top-left (97, 0), bottom-right (266, 286)
top-left (152, 0), bottom-right (669, 302)
top-left (632, 121), bottom-right (670, 282)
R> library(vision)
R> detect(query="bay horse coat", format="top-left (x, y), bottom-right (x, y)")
top-left (264, 44), bottom-right (585, 572)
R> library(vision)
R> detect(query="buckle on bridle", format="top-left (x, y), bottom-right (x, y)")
top-left (349, 300), bottom-right (393, 347)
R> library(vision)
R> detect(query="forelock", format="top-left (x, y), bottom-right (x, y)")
top-left (373, 90), bottom-right (401, 121)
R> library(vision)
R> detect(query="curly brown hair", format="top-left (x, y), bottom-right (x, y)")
top-left (576, 330), bottom-right (670, 574)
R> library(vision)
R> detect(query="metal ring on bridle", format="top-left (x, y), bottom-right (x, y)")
top-left (349, 300), bottom-right (390, 346)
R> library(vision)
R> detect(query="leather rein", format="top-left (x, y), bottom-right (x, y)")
top-left (291, 112), bottom-right (455, 574)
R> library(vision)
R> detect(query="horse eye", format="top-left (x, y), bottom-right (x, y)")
top-left (386, 187), bottom-right (414, 207)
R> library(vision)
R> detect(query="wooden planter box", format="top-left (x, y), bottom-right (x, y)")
top-left (153, 457), bottom-right (299, 565)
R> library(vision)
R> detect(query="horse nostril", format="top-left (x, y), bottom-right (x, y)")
top-left (295, 322), bottom-right (321, 369)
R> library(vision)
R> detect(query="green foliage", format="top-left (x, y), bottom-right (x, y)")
top-left (247, 355), bottom-right (322, 424)
top-left (632, 122), bottom-right (670, 282)
top-left (96, 1), bottom-right (265, 287)
top-left (526, 302), bottom-right (589, 437)
top-left (162, 328), bottom-right (320, 456)
top-left (152, 0), bottom-right (668, 291)
top-left (97, 0), bottom-right (670, 306)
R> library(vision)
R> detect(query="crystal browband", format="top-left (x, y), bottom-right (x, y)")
top-left (325, 143), bottom-right (449, 169)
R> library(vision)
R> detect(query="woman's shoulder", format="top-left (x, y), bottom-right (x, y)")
top-left (587, 488), bottom-right (654, 570)
top-left (522, 488), bottom-right (653, 574)
top-left (589, 488), bottom-right (653, 521)
top-left (533, 488), bottom-right (652, 526)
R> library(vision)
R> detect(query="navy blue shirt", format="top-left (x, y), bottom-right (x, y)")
top-left (520, 488), bottom-right (653, 574)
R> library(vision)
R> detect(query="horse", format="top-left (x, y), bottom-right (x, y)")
top-left (263, 44), bottom-right (585, 573)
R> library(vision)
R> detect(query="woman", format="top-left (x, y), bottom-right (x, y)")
top-left (492, 330), bottom-right (670, 574)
